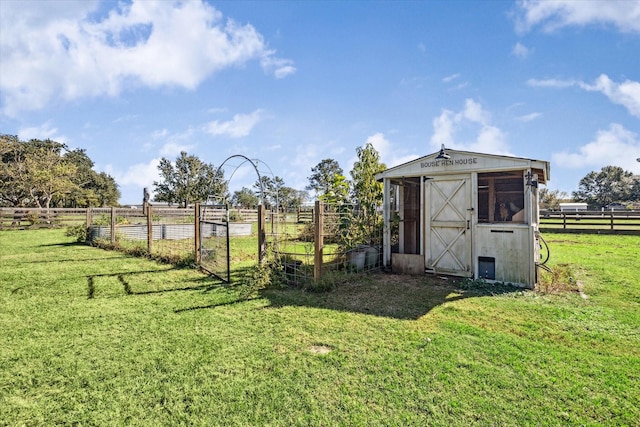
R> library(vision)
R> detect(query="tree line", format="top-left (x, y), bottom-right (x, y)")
top-left (153, 143), bottom-right (386, 213)
top-left (540, 165), bottom-right (640, 210)
top-left (3, 132), bottom-right (636, 211)
top-left (0, 135), bottom-right (119, 208)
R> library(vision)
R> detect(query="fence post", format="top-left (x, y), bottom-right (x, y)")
top-left (562, 213), bottom-right (566, 229)
top-left (194, 203), bottom-right (200, 264)
top-left (314, 201), bottom-right (324, 281)
top-left (258, 204), bottom-right (266, 263)
top-left (147, 204), bottom-right (153, 255)
top-left (610, 211), bottom-right (614, 230)
top-left (110, 207), bottom-right (116, 244)
top-left (85, 208), bottom-right (92, 243)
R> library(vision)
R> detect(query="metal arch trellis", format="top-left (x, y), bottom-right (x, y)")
top-left (207, 154), bottom-right (273, 206)
top-left (206, 153), bottom-right (280, 235)
top-left (198, 155), bottom-right (276, 282)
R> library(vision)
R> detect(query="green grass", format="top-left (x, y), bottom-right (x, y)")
top-left (1, 229), bottom-right (638, 425)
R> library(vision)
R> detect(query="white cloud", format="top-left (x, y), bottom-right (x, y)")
top-left (18, 121), bottom-right (68, 144)
top-left (159, 142), bottom-right (195, 157)
top-left (579, 75), bottom-right (640, 119)
top-left (512, 42), bottom-right (531, 58)
top-left (528, 74), bottom-right (640, 118)
top-left (552, 124), bottom-right (640, 174)
top-left (430, 99), bottom-right (512, 155)
top-left (108, 157), bottom-right (161, 187)
top-left (515, 112), bottom-right (542, 122)
top-left (359, 133), bottom-right (419, 169)
top-left (527, 78), bottom-right (577, 88)
top-left (261, 56), bottom-right (297, 79)
top-left (442, 73), bottom-right (461, 83)
top-left (515, 0), bottom-right (640, 33)
top-left (204, 109), bottom-right (265, 138)
top-left (461, 99), bottom-right (490, 124)
top-left (0, 0), bottom-right (295, 116)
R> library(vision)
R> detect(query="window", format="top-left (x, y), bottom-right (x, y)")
top-left (477, 171), bottom-right (525, 223)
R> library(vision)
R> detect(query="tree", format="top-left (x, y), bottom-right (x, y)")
top-left (1, 135), bottom-right (119, 208)
top-left (25, 140), bottom-right (78, 209)
top-left (253, 175), bottom-right (285, 209)
top-left (231, 187), bottom-right (259, 208)
top-left (538, 188), bottom-right (570, 210)
top-left (60, 149), bottom-right (120, 207)
top-left (278, 187), bottom-right (309, 210)
top-left (572, 165), bottom-right (637, 208)
top-left (153, 151), bottom-right (227, 207)
top-left (92, 172), bottom-right (121, 207)
top-left (349, 142), bottom-right (386, 245)
top-left (350, 142), bottom-right (386, 214)
top-left (306, 159), bottom-right (344, 198)
top-left (319, 172), bottom-right (350, 205)
top-left (0, 134), bottom-right (29, 206)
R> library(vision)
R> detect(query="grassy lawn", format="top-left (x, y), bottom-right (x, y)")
top-left (1, 229), bottom-right (638, 425)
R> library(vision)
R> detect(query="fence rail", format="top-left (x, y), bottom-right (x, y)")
top-left (539, 210), bottom-right (640, 235)
top-left (0, 208), bottom-right (88, 229)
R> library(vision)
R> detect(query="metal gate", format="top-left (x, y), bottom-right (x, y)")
top-left (424, 175), bottom-right (472, 276)
top-left (199, 204), bottom-right (230, 283)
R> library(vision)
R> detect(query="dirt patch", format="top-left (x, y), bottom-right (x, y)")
top-left (309, 345), bottom-right (332, 355)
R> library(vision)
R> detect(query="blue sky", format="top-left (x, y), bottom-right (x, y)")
top-left (1, 0), bottom-right (639, 204)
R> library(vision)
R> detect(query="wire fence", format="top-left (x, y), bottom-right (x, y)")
top-left (1, 204), bottom-right (384, 285)
top-left (267, 202), bottom-right (383, 286)
top-left (86, 207), bottom-right (197, 264)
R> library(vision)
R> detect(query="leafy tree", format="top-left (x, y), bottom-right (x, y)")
top-left (319, 172), bottom-right (350, 205)
top-left (572, 165), bottom-right (637, 208)
top-left (631, 178), bottom-right (640, 202)
top-left (0, 137), bottom-right (76, 209)
top-left (60, 149), bottom-right (119, 207)
top-left (306, 159), bottom-right (344, 198)
top-left (350, 142), bottom-right (386, 214)
top-left (538, 188), bottom-right (570, 210)
top-left (0, 134), bottom-right (29, 206)
top-left (231, 187), bottom-right (259, 208)
top-left (153, 151), bottom-right (227, 207)
top-left (92, 172), bottom-right (121, 207)
top-left (349, 142), bottom-right (386, 245)
top-left (278, 187), bottom-right (309, 210)
top-left (1, 135), bottom-right (120, 208)
top-left (253, 175), bottom-right (285, 209)
top-left (25, 140), bottom-right (78, 209)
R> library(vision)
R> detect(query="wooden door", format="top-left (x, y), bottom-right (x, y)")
top-left (424, 176), bottom-right (472, 276)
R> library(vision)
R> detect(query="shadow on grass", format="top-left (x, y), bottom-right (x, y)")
top-left (86, 269), bottom-right (226, 299)
top-left (260, 273), bottom-right (525, 320)
top-left (173, 264), bottom-right (525, 320)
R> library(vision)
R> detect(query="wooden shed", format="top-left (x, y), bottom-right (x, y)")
top-left (376, 146), bottom-right (550, 288)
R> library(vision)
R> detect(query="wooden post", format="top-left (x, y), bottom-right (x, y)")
top-left (258, 204), bottom-right (266, 263)
top-left (610, 211), bottom-right (614, 230)
top-left (147, 204), bottom-right (153, 255)
top-left (562, 213), bottom-right (566, 229)
top-left (194, 203), bottom-right (200, 264)
top-left (314, 200), bottom-right (324, 281)
top-left (110, 206), bottom-right (116, 244)
top-left (85, 208), bottom-right (92, 243)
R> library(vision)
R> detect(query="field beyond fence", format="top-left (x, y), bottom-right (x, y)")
top-left (539, 209), bottom-right (640, 235)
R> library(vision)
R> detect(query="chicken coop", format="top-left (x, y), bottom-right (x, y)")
top-left (376, 146), bottom-right (550, 288)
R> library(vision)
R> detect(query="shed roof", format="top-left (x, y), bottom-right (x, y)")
top-left (376, 148), bottom-right (550, 184)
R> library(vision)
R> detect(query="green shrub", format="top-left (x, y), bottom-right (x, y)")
top-left (537, 263), bottom-right (576, 294)
top-left (65, 224), bottom-right (87, 242)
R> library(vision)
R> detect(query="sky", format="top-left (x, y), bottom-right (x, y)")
top-left (1, 0), bottom-right (639, 205)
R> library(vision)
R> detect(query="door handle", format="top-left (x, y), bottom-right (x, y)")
top-left (467, 220), bottom-right (470, 230)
